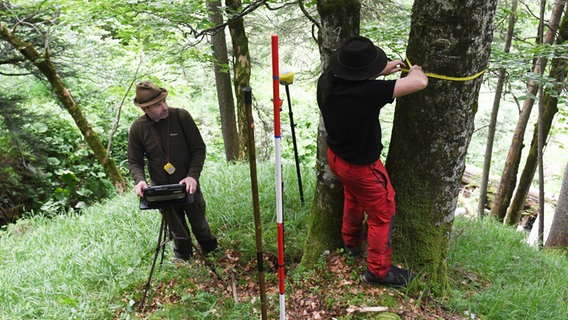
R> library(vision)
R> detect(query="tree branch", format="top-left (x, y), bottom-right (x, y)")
top-left (299, 0), bottom-right (320, 30)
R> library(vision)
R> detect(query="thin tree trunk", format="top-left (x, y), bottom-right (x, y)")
top-left (507, 7), bottom-right (568, 225)
top-left (386, 0), bottom-right (498, 290)
top-left (0, 22), bottom-right (126, 194)
top-left (478, 0), bottom-right (518, 217)
top-left (537, 87), bottom-right (545, 247)
top-left (207, 0), bottom-right (240, 162)
top-left (490, 0), bottom-right (566, 220)
top-left (545, 161), bottom-right (568, 247)
top-left (300, 0), bottom-right (361, 269)
top-left (226, 0), bottom-right (250, 160)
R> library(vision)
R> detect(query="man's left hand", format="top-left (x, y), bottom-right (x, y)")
top-left (180, 176), bottom-right (198, 194)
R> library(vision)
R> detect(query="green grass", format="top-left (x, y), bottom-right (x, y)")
top-left (0, 196), bottom-right (152, 319)
top-left (1, 162), bottom-right (567, 319)
top-left (448, 217), bottom-right (568, 319)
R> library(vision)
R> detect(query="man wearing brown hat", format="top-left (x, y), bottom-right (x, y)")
top-left (128, 81), bottom-right (218, 261)
top-left (317, 36), bottom-right (428, 287)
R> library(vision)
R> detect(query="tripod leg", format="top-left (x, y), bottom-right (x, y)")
top-left (191, 242), bottom-right (223, 281)
top-left (169, 209), bottom-right (223, 281)
top-left (138, 213), bottom-right (167, 310)
top-left (159, 212), bottom-right (169, 265)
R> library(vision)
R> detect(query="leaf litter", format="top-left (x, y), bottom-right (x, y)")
top-left (122, 249), bottom-right (470, 319)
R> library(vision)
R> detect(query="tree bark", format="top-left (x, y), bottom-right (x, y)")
top-left (545, 161), bottom-right (568, 247)
top-left (226, 0), bottom-right (250, 160)
top-left (0, 22), bottom-right (126, 194)
top-left (507, 7), bottom-right (568, 225)
top-left (385, 0), bottom-right (498, 290)
top-left (300, 0), bottom-right (361, 269)
top-left (490, 0), bottom-right (566, 220)
top-left (207, 0), bottom-right (240, 162)
top-left (478, 0), bottom-right (518, 217)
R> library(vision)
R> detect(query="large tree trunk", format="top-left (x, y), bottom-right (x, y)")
top-left (507, 8), bottom-right (568, 225)
top-left (300, 0), bottom-right (361, 269)
top-left (385, 0), bottom-right (498, 290)
top-left (226, 0), bottom-right (250, 160)
top-left (478, 0), bottom-right (518, 217)
top-left (0, 22), bottom-right (126, 194)
top-left (207, 0), bottom-right (240, 162)
top-left (545, 161), bottom-right (568, 247)
top-left (490, 0), bottom-right (566, 220)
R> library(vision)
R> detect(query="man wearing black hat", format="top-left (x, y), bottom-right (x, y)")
top-left (128, 81), bottom-right (218, 261)
top-left (317, 36), bottom-right (428, 287)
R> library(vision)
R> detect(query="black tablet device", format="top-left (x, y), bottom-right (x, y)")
top-left (139, 183), bottom-right (194, 210)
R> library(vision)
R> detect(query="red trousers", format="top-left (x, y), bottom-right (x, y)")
top-left (327, 148), bottom-right (396, 278)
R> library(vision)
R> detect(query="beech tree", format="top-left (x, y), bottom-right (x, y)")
top-left (385, 0), bottom-right (498, 288)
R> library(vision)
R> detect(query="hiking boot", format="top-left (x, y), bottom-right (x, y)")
top-left (173, 248), bottom-right (192, 262)
top-left (200, 238), bottom-right (219, 255)
top-left (170, 256), bottom-right (190, 264)
top-left (344, 245), bottom-right (362, 257)
top-left (363, 266), bottom-right (414, 287)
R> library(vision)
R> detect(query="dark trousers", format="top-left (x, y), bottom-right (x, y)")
top-left (161, 189), bottom-right (217, 259)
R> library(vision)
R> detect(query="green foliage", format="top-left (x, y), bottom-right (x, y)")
top-left (361, 0), bottom-right (413, 57)
top-left (203, 162), bottom-right (314, 261)
top-left (489, 0), bottom-right (568, 101)
top-left (0, 94), bottom-right (115, 219)
top-left (279, 89), bottom-right (319, 169)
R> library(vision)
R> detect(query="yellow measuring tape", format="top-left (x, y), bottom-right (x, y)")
top-left (400, 57), bottom-right (487, 82)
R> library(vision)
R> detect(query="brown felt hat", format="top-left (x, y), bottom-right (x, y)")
top-left (329, 36), bottom-right (388, 81)
top-left (133, 81), bottom-right (168, 107)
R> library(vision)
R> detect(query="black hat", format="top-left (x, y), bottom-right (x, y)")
top-left (329, 36), bottom-right (388, 81)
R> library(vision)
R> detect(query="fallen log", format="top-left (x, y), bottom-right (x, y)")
top-left (462, 164), bottom-right (556, 207)
top-left (346, 306), bottom-right (389, 314)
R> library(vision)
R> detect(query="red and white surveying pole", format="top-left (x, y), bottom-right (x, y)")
top-left (271, 34), bottom-right (286, 320)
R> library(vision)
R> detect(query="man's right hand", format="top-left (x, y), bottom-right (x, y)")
top-left (393, 65), bottom-right (428, 98)
top-left (134, 181), bottom-right (149, 197)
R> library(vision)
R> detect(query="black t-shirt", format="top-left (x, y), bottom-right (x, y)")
top-left (317, 70), bottom-right (396, 165)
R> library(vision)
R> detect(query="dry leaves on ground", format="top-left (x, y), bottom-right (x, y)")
top-left (130, 249), bottom-right (469, 319)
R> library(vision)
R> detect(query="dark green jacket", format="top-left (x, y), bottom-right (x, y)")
top-left (127, 107), bottom-right (206, 186)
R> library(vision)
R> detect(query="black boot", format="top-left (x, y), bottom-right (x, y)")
top-left (200, 238), bottom-right (219, 255)
top-left (363, 266), bottom-right (414, 287)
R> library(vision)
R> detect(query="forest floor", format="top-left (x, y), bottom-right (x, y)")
top-left (132, 248), bottom-right (470, 320)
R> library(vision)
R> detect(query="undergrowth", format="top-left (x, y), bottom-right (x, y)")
top-left (1, 162), bottom-right (567, 319)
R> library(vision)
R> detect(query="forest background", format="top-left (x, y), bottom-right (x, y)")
top-left (1, 0), bottom-right (567, 231)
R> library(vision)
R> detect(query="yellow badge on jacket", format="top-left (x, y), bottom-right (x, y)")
top-left (164, 162), bottom-right (176, 175)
